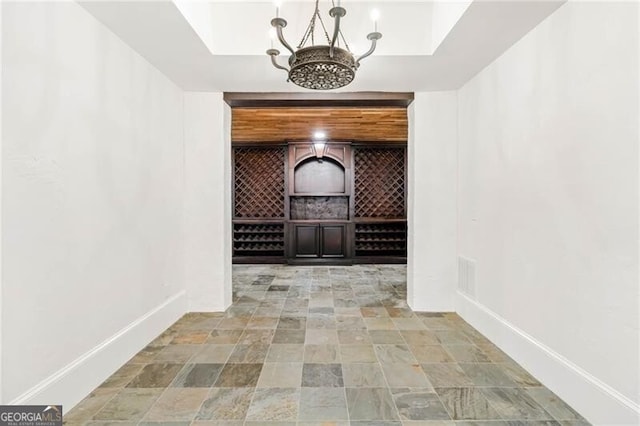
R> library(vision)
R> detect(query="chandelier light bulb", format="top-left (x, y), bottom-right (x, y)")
top-left (269, 28), bottom-right (276, 48)
top-left (371, 9), bottom-right (380, 31)
top-left (274, 0), bottom-right (282, 18)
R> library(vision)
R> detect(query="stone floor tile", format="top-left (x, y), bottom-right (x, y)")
top-left (238, 330), bottom-right (275, 345)
top-left (272, 329), bottom-right (306, 344)
top-left (298, 387), bottom-right (349, 421)
top-left (171, 331), bottom-right (210, 345)
top-left (245, 388), bottom-right (299, 421)
top-left (380, 363), bottom-right (433, 388)
top-left (301, 363), bottom-right (344, 387)
top-left (190, 345), bottom-right (235, 364)
top-left (343, 362), bottom-right (388, 387)
top-left (346, 387), bottom-right (400, 420)
top-left (154, 345), bottom-right (200, 363)
top-left (306, 315), bottom-right (338, 329)
top-left (480, 387), bottom-right (554, 420)
top-left (391, 388), bottom-right (451, 421)
top-left (370, 330), bottom-right (406, 344)
top-left (434, 387), bottom-right (502, 420)
top-left (362, 307), bottom-right (390, 318)
top-left (100, 363), bottom-right (144, 388)
top-left (143, 388), bottom-right (209, 421)
top-left (338, 329), bottom-right (372, 344)
top-left (385, 307), bottom-right (415, 318)
top-left (458, 363), bottom-right (519, 387)
top-left (525, 387), bottom-right (585, 421)
top-left (128, 346), bottom-right (163, 364)
top-left (365, 318), bottom-right (398, 330)
top-left (500, 362), bottom-right (543, 387)
top-left (401, 331), bottom-right (439, 346)
top-left (171, 364), bottom-right (224, 388)
top-left (375, 344), bottom-right (419, 364)
top-left (126, 364), bottom-right (184, 388)
top-left (213, 363), bottom-right (263, 387)
top-left (442, 345), bottom-right (491, 363)
top-left (93, 388), bottom-right (163, 421)
top-left (409, 345), bottom-right (455, 363)
top-left (392, 318), bottom-right (428, 330)
top-left (227, 344), bottom-right (269, 363)
top-left (195, 387), bottom-right (254, 420)
top-left (216, 317), bottom-right (251, 330)
top-left (64, 388), bottom-right (120, 423)
top-left (265, 343), bottom-right (304, 362)
top-left (305, 329), bottom-right (339, 345)
top-left (421, 363), bottom-right (474, 388)
top-left (434, 331), bottom-right (472, 345)
top-left (336, 316), bottom-right (367, 330)
top-left (340, 344), bottom-right (378, 363)
top-left (256, 362), bottom-right (303, 387)
top-left (304, 344), bottom-right (341, 363)
top-left (277, 316), bottom-right (307, 329)
top-left (206, 330), bottom-right (243, 344)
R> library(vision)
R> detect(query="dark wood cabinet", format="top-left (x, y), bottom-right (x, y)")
top-left (321, 225), bottom-right (346, 257)
top-left (232, 141), bottom-right (406, 265)
top-left (288, 222), bottom-right (348, 261)
top-left (292, 224), bottom-right (319, 257)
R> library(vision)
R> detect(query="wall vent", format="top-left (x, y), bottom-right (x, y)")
top-left (458, 256), bottom-right (477, 299)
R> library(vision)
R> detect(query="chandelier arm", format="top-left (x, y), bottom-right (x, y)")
top-left (355, 32), bottom-right (382, 67)
top-left (266, 49), bottom-right (290, 73)
top-left (271, 18), bottom-right (297, 63)
top-left (328, 6), bottom-right (346, 58)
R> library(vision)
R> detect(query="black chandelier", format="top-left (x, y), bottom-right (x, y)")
top-left (267, 0), bottom-right (382, 90)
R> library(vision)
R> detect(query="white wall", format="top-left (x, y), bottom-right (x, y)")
top-left (0, 0), bottom-right (4, 404)
top-left (456, 2), bottom-right (639, 423)
top-left (184, 92), bottom-right (232, 312)
top-left (2, 1), bottom-right (187, 406)
top-left (407, 92), bottom-right (458, 311)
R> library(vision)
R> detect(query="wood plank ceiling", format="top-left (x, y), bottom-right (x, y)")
top-left (231, 107), bottom-right (408, 143)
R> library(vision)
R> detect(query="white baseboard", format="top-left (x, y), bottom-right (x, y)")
top-left (456, 291), bottom-right (640, 425)
top-left (9, 291), bottom-right (188, 410)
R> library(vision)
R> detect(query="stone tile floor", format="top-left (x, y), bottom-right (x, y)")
top-left (65, 265), bottom-right (589, 425)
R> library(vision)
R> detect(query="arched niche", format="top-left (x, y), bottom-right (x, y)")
top-left (294, 157), bottom-right (346, 194)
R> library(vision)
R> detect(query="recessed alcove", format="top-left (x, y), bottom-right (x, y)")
top-left (293, 157), bottom-right (346, 194)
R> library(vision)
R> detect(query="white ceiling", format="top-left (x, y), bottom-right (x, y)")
top-left (79, 0), bottom-right (565, 93)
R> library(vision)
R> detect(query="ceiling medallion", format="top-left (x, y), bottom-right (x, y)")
top-left (267, 0), bottom-right (382, 90)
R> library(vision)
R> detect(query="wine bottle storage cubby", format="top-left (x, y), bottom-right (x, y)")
top-left (233, 222), bottom-right (285, 256)
top-left (355, 222), bottom-right (407, 256)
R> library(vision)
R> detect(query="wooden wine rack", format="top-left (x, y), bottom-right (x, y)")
top-left (233, 222), bottom-right (285, 259)
top-left (354, 221), bottom-right (407, 257)
top-left (232, 142), bottom-right (407, 264)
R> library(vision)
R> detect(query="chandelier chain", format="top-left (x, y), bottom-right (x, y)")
top-left (298, 0), bottom-right (331, 48)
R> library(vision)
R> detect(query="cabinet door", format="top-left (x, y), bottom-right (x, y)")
top-left (294, 225), bottom-right (319, 257)
top-left (321, 225), bottom-right (345, 258)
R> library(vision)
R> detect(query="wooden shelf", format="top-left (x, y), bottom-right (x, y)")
top-left (354, 222), bottom-right (406, 257)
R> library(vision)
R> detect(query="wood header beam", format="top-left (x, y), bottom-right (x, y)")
top-left (232, 107), bottom-right (408, 143)
top-left (224, 92), bottom-right (414, 108)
